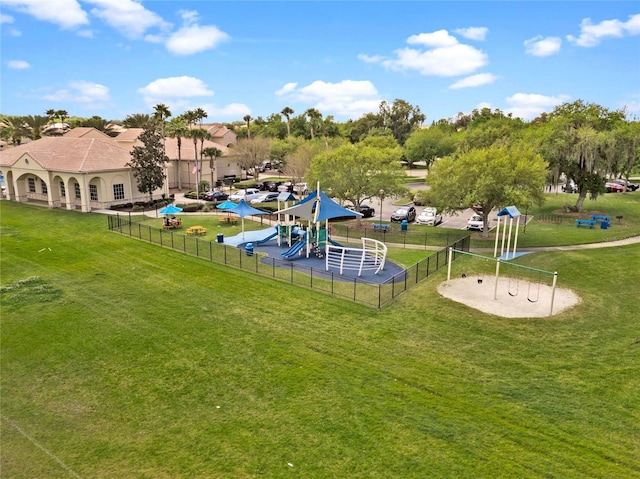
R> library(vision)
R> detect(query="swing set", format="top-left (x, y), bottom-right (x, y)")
top-left (447, 248), bottom-right (558, 316)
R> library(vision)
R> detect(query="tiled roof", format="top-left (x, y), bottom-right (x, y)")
top-left (0, 136), bottom-right (132, 172)
top-left (63, 127), bottom-right (112, 139)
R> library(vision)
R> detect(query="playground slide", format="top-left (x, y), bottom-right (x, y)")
top-left (328, 237), bottom-right (343, 247)
top-left (282, 239), bottom-right (305, 259)
top-left (256, 227), bottom-right (278, 244)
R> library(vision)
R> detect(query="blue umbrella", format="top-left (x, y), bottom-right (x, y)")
top-left (226, 200), bottom-right (268, 239)
top-left (159, 204), bottom-right (183, 215)
top-left (216, 199), bottom-right (238, 209)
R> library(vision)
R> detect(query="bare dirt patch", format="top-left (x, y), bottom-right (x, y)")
top-left (437, 276), bottom-right (581, 318)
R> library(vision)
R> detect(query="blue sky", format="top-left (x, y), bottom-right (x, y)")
top-left (1, 1), bottom-right (639, 124)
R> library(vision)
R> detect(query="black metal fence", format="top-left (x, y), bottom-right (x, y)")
top-left (107, 215), bottom-right (470, 308)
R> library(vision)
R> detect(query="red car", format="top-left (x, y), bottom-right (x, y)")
top-left (605, 182), bottom-right (624, 193)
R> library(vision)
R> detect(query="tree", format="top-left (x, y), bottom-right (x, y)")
top-left (127, 122), bottom-right (168, 202)
top-left (123, 113), bottom-right (151, 128)
top-left (165, 116), bottom-right (190, 190)
top-left (243, 114), bottom-right (253, 139)
top-left (153, 103), bottom-right (172, 141)
top-left (236, 137), bottom-right (271, 180)
top-left (281, 106), bottom-right (294, 138)
top-left (22, 115), bottom-right (49, 140)
top-left (282, 141), bottom-right (324, 186)
top-left (188, 128), bottom-right (210, 198)
top-left (306, 141), bottom-right (406, 223)
top-left (0, 115), bottom-right (28, 145)
top-left (203, 147), bottom-right (223, 189)
top-left (426, 146), bottom-right (548, 237)
top-left (404, 125), bottom-right (458, 169)
top-left (305, 108), bottom-right (322, 140)
top-left (379, 99), bottom-right (425, 145)
top-left (541, 100), bottom-right (625, 211)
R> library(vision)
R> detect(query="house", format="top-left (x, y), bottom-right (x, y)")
top-left (0, 125), bottom-right (242, 212)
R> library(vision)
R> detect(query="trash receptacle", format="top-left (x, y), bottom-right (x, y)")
top-left (401, 220), bottom-right (408, 231)
top-left (245, 243), bottom-right (254, 256)
top-left (217, 233), bottom-right (224, 243)
top-left (600, 221), bottom-right (610, 230)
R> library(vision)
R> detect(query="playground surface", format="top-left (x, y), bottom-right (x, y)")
top-left (437, 276), bottom-right (581, 318)
top-left (223, 226), bottom-right (407, 284)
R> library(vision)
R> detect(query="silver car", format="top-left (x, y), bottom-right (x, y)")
top-left (416, 207), bottom-right (442, 226)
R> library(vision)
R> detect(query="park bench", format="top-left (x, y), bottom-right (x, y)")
top-left (372, 223), bottom-right (390, 233)
top-left (575, 219), bottom-right (596, 228)
top-left (591, 215), bottom-right (610, 223)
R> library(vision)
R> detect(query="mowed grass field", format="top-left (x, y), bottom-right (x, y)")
top-left (1, 199), bottom-right (639, 478)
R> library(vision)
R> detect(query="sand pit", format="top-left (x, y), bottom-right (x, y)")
top-left (437, 276), bottom-right (581, 318)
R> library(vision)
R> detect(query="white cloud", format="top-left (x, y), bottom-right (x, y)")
top-left (203, 103), bottom-right (252, 119)
top-left (138, 76), bottom-right (215, 109)
top-left (275, 82), bottom-right (298, 96)
top-left (407, 30), bottom-right (458, 47)
top-left (505, 93), bottom-right (571, 120)
top-left (524, 36), bottom-right (562, 56)
top-left (276, 79), bottom-right (381, 118)
top-left (8, 60), bottom-right (30, 70)
top-left (449, 73), bottom-right (498, 90)
top-left (362, 29), bottom-right (488, 77)
top-left (0, 13), bottom-right (14, 23)
top-left (42, 81), bottom-right (110, 108)
top-left (454, 27), bottom-right (488, 41)
top-left (87, 0), bottom-right (171, 39)
top-left (2, 0), bottom-right (88, 29)
top-left (567, 13), bottom-right (640, 47)
top-left (166, 24), bottom-right (229, 55)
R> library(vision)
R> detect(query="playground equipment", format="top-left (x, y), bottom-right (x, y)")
top-left (326, 238), bottom-right (387, 276)
top-left (493, 206), bottom-right (522, 260)
top-left (447, 248), bottom-right (558, 316)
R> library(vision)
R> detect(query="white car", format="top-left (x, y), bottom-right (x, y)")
top-left (229, 188), bottom-right (261, 202)
top-left (250, 192), bottom-right (279, 204)
top-left (416, 207), bottom-right (442, 226)
top-left (467, 214), bottom-right (484, 231)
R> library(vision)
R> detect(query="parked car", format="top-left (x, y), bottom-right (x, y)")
top-left (277, 181), bottom-right (293, 193)
top-left (611, 179), bottom-right (639, 191)
top-left (203, 190), bottom-right (229, 202)
top-left (293, 182), bottom-right (308, 195)
top-left (390, 205), bottom-right (417, 223)
top-left (259, 161), bottom-right (272, 172)
top-left (229, 188), bottom-right (261, 202)
top-left (416, 207), bottom-right (442, 226)
top-left (605, 182), bottom-right (624, 193)
top-left (250, 192), bottom-right (280, 204)
top-left (562, 182), bottom-right (578, 193)
top-left (347, 204), bottom-right (376, 218)
top-left (467, 214), bottom-right (484, 231)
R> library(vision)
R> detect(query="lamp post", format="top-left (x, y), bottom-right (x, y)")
top-left (379, 189), bottom-right (384, 223)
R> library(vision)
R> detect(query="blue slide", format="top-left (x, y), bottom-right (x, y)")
top-left (256, 227), bottom-right (278, 244)
top-left (282, 239), bottom-right (305, 259)
top-left (328, 237), bottom-right (343, 247)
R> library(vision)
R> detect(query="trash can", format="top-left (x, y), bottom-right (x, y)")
top-left (245, 243), bottom-right (254, 256)
top-left (600, 221), bottom-right (610, 230)
top-left (217, 233), bottom-right (224, 243)
top-left (401, 220), bottom-right (408, 231)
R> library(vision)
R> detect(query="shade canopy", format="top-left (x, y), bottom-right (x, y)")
top-left (497, 206), bottom-right (522, 218)
top-left (216, 200), bottom-right (238, 209)
top-left (158, 204), bottom-right (183, 215)
top-left (279, 190), bottom-right (361, 223)
top-left (226, 199), bottom-right (268, 218)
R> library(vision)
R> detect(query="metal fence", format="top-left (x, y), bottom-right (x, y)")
top-left (107, 215), bottom-right (470, 308)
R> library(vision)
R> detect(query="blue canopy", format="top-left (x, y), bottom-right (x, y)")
top-left (279, 189), bottom-right (362, 222)
top-left (216, 200), bottom-right (238, 209)
top-left (158, 204), bottom-right (183, 215)
top-left (497, 206), bottom-right (522, 218)
top-left (226, 199), bottom-right (268, 218)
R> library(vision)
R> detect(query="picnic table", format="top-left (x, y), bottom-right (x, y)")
top-left (186, 225), bottom-right (207, 236)
top-left (372, 223), bottom-right (390, 232)
top-left (219, 215), bottom-right (238, 225)
top-left (163, 220), bottom-right (182, 229)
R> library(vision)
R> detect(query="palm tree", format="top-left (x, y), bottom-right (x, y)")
top-left (193, 107), bottom-right (208, 127)
top-left (166, 116), bottom-right (189, 190)
top-left (123, 113), bottom-right (152, 128)
top-left (203, 146), bottom-right (223, 189)
top-left (281, 107), bottom-right (294, 138)
top-left (0, 115), bottom-right (28, 145)
top-left (188, 127), bottom-right (209, 198)
top-left (305, 108), bottom-right (322, 140)
top-left (243, 114), bottom-right (252, 139)
top-left (23, 115), bottom-right (49, 140)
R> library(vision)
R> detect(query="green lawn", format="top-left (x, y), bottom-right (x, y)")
top-left (1, 201), bottom-right (639, 478)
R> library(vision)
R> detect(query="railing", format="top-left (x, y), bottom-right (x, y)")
top-left (107, 214), bottom-right (470, 308)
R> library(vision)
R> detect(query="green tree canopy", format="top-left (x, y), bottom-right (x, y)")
top-left (426, 146), bottom-right (548, 236)
top-left (306, 142), bottom-right (406, 220)
top-left (404, 125), bottom-right (458, 169)
top-left (127, 122), bottom-right (168, 202)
